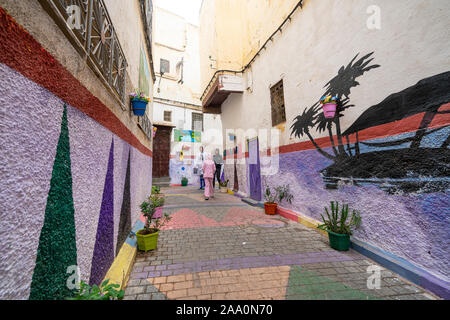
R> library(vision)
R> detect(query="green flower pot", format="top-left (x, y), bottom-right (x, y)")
top-left (181, 179), bottom-right (188, 186)
top-left (327, 230), bottom-right (350, 251)
top-left (136, 229), bottom-right (159, 252)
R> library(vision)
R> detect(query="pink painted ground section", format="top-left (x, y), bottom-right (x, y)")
top-left (161, 207), bottom-right (285, 231)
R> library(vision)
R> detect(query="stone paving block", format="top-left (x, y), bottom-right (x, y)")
top-left (390, 285), bottom-right (422, 295)
top-left (167, 289), bottom-right (188, 299)
top-left (151, 293), bottom-right (167, 300)
top-left (145, 285), bottom-right (159, 294)
top-left (130, 272), bottom-right (148, 280)
top-left (167, 274), bottom-right (186, 283)
top-left (126, 279), bottom-right (142, 287)
top-left (124, 188), bottom-right (438, 300)
top-left (126, 286), bottom-right (145, 295)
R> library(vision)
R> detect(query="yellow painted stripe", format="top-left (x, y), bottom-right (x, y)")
top-left (103, 242), bottom-right (137, 290)
top-left (297, 214), bottom-right (328, 236)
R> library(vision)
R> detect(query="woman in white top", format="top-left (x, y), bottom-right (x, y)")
top-left (195, 146), bottom-right (205, 189)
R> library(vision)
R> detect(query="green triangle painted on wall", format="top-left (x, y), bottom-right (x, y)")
top-left (29, 105), bottom-right (78, 300)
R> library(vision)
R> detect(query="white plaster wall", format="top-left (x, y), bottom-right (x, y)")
top-left (220, 0), bottom-right (450, 147)
top-left (153, 102), bottom-right (223, 157)
top-left (153, 6), bottom-right (201, 105)
top-left (104, 0), bottom-right (154, 93)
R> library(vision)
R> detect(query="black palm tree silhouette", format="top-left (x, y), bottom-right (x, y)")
top-left (291, 52), bottom-right (380, 161)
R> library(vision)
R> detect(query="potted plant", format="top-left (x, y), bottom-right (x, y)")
top-left (320, 95), bottom-right (338, 119)
top-left (181, 176), bottom-right (188, 187)
top-left (318, 201), bottom-right (361, 251)
top-left (66, 279), bottom-right (124, 300)
top-left (263, 185), bottom-right (294, 215)
top-left (219, 179), bottom-right (229, 193)
top-left (136, 195), bottom-right (171, 252)
top-left (151, 186), bottom-right (163, 218)
top-left (130, 90), bottom-right (151, 116)
top-left (152, 186), bottom-right (161, 195)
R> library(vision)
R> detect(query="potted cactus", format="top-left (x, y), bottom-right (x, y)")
top-left (136, 195), bottom-right (171, 252)
top-left (263, 185), bottom-right (293, 215)
top-left (130, 90), bottom-right (151, 116)
top-left (318, 201), bottom-right (361, 251)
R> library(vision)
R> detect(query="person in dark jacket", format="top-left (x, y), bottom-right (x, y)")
top-left (213, 148), bottom-right (223, 189)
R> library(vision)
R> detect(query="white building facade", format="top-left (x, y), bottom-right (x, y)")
top-left (152, 6), bottom-right (223, 186)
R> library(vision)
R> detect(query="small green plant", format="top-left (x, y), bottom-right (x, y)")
top-left (152, 186), bottom-right (161, 194)
top-left (318, 201), bottom-right (361, 235)
top-left (66, 279), bottom-right (124, 300)
top-left (139, 195), bottom-right (171, 235)
top-left (219, 179), bottom-right (229, 188)
top-left (264, 185), bottom-right (294, 204)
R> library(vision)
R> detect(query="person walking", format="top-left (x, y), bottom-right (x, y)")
top-left (213, 148), bottom-right (223, 189)
top-left (202, 153), bottom-right (216, 200)
top-left (196, 146), bottom-right (205, 190)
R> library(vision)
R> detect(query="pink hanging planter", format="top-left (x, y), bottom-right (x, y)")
top-left (322, 103), bottom-right (337, 119)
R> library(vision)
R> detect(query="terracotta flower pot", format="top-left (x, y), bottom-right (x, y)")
top-left (220, 187), bottom-right (228, 193)
top-left (264, 202), bottom-right (278, 215)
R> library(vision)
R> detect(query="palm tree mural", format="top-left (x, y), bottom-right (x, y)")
top-left (291, 52), bottom-right (450, 194)
top-left (291, 52), bottom-right (380, 161)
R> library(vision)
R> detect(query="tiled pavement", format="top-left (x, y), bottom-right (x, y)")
top-left (124, 186), bottom-right (438, 300)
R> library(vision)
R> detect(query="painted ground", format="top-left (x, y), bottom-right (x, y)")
top-left (124, 186), bottom-right (438, 300)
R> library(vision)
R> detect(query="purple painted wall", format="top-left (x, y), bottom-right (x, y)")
top-left (0, 63), bottom-right (153, 299)
top-left (260, 140), bottom-right (449, 281)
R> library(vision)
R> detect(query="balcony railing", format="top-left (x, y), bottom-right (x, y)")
top-left (39, 0), bottom-right (128, 105)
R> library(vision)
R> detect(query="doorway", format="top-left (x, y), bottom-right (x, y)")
top-left (248, 138), bottom-right (262, 201)
top-left (152, 125), bottom-right (172, 178)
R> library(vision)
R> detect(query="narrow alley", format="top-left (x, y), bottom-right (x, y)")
top-left (0, 0), bottom-right (448, 305)
top-left (124, 186), bottom-right (435, 300)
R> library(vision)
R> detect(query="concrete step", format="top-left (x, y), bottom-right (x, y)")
top-left (152, 176), bottom-right (171, 187)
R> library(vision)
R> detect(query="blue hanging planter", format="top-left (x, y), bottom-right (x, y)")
top-left (131, 98), bottom-right (148, 116)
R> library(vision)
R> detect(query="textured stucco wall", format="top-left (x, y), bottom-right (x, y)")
top-left (260, 131), bottom-right (449, 280)
top-left (0, 63), bottom-right (152, 299)
top-left (169, 158), bottom-right (199, 186)
top-left (219, 0), bottom-right (450, 147)
top-left (219, 0), bottom-right (450, 284)
top-left (0, 0), bottom-right (153, 150)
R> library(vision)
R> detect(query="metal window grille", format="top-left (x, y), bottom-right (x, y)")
top-left (39, 0), bottom-right (128, 103)
top-left (160, 59), bottom-right (170, 74)
top-left (164, 111), bottom-right (172, 122)
top-left (192, 113), bottom-right (204, 132)
top-left (270, 80), bottom-right (286, 127)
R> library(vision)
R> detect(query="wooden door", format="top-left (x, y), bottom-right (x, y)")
top-left (153, 125), bottom-right (172, 178)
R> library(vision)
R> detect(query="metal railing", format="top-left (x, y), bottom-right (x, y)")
top-left (39, 0), bottom-right (128, 104)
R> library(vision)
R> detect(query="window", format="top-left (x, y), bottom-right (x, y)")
top-left (270, 80), bottom-right (286, 127)
top-left (164, 111), bottom-right (172, 122)
top-left (160, 58), bottom-right (170, 74)
top-left (192, 112), bottom-right (204, 132)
